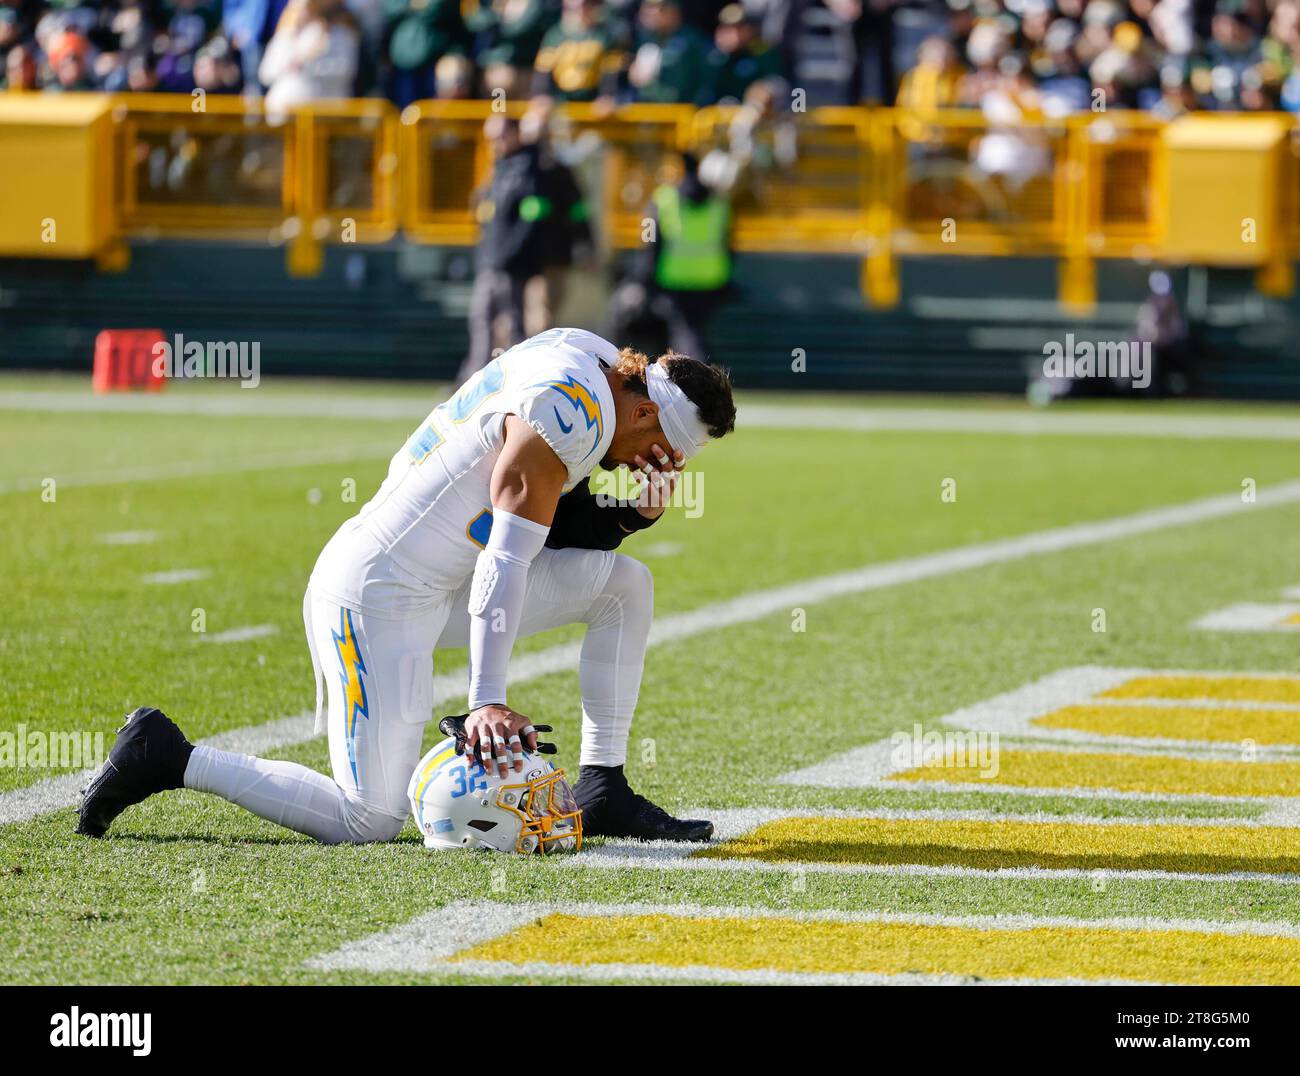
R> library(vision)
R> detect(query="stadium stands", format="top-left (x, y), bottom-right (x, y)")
top-left (4, 0), bottom-right (1300, 115)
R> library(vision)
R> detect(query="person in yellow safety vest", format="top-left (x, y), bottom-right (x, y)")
top-left (652, 184), bottom-right (731, 293)
top-left (637, 152), bottom-right (733, 363)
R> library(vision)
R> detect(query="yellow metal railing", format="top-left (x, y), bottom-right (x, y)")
top-left (109, 93), bottom-right (398, 273)
top-left (690, 106), bottom-right (874, 254)
top-left (398, 100), bottom-right (695, 249)
top-left (9, 94), bottom-right (1300, 305)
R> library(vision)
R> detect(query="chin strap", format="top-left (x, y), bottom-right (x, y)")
top-left (438, 714), bottom-right (558, 756)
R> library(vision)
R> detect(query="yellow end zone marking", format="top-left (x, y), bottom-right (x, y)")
top-left (891, 749), bottom-right (1300, 798)
top-left (452, 911), bottom-right (1300, 985)
top-left (1037, 703), bottom-right (1300, 747)
top-left (1102, 674), bottom-right (1300, 705)
top-left (694, 815), bottom-right (1300, 874)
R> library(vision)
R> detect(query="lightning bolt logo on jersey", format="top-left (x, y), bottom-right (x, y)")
top-left (331, 608), bottom-right (369, 783)
top-left (534, 374), bottom-right (604, 457)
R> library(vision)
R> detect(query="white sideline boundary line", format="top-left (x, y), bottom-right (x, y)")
top-left (6, 479), bottom-right (1300, 826)
top-left (302, 898), bottom-right (1300, 984)
top-left (7, 388), bottom-right (1300, 441)
top-left (573, 806), bottom-right (1300, 888)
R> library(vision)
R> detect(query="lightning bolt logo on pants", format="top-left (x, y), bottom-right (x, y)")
top-left (331, 608), bottom-right (369, 785)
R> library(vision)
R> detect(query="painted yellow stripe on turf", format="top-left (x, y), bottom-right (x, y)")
top-left (889, 749), bottom-right (1300, 798)
top-left (1036, 703), bottom-right (1300, 746)
top-left (452, 912), bottom-right (1300, 984)
top-left (694, 816), bottom-right (1300, 873)
top-left (1101, 674), bottom-right (1300, 705)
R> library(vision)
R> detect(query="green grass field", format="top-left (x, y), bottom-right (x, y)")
top-left (3, 373), bottom-right (1300, 984)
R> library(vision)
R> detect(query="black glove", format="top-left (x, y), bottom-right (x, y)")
top-left (438, 714), bottom-right (558, 756)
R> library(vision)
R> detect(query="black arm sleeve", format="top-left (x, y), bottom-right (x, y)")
top-left (545, 477), bottom-right (659, 551)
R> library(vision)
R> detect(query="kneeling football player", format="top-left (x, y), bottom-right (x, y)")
top-left (76, 328), bottom-right (735, 845)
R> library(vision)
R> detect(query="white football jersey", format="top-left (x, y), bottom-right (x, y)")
top-left (310, 328), bottom-right (618, 613)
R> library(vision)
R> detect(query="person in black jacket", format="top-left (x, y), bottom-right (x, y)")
top-left (456, 114), bottom-right (549, 384)
top-left (525, 134), bottom-right (594, 338)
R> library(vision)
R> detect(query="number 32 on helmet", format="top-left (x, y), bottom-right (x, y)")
top-left (407, 738), bottom-right (582, 854)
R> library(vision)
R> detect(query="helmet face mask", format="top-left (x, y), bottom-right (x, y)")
top-left (495, 767), bottom-right (582, 854)
top-left (408, 738), bottom-right (582, 855)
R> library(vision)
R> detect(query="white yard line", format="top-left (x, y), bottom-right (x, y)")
top-left (1192, 602), bottom-right (1300, 633)
top-left (430, 478), bottom-right (1300, 702)
top-left (5, 388), bottom-right (1300, 441)
top-left (637, 541), bottom-right (685, 558)
top-left (143, 569), bottom-right (210, 585)
top-left (777, 732), bottom-right (1300, 824)
top-left (739, 404), bottom-right (1300, 441)
top-left (778, 665), bottom-right (1300, 824)
top-left (0, 713), bottom-right (313, 827)
top-left (0, 444), bottom-right (395, 495)
top-left (930, 664), bottom-right (1300, 755)
top-left (0, 391), bottom-right (435, 421)
top-left (6, 479), bottom-right (1300, 826)
top-left (576, 849), bottom-right (1300, 889)
top-left (98, 530), bottom-right (158, 545)
top-left (199, 624), bottom-right (279, 645)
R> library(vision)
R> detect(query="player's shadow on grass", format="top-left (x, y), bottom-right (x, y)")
top-left (102, 831), bottom-right (425, 847)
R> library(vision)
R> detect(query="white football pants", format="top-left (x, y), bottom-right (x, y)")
top-left (183, 547), bottom-right (653, 843)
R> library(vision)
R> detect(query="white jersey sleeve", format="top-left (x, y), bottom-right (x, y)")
top-left (512, 374), bottom-right (608, 488)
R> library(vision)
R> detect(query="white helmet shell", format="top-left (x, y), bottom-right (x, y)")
top-left (407, 738), bottom-right (582, 855)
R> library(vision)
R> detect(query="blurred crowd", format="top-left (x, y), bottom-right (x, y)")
top-left (3, 0), bottom-right (1300, 114)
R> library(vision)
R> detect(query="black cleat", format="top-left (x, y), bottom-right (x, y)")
top-left (76, 707), bottom-right (194, 838)
top-left (575, 764), bottom-right (714, 843)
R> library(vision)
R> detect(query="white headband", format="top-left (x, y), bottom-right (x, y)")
top-left (646, 360), bottom-right (709, 462)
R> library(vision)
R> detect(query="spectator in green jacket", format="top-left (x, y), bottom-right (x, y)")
top-left (532, 0), bottom-right (626, 106)
top-left (384, 0), bottom-right (471, 106)
top-left (705, 3), bottom-right (783, 105)
top-left (627, 0), bottom-right (710, 104)
top-left (472, 0), bottom-right (559, 99)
